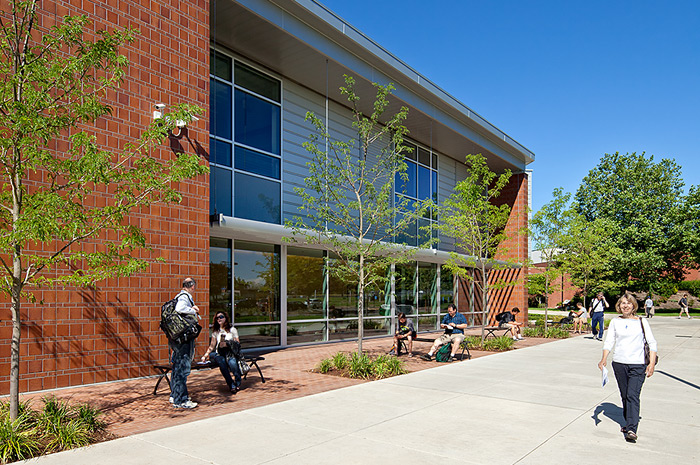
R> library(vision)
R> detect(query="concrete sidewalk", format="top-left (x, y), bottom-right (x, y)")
top-left (26, 318), bottom-right (700, 465)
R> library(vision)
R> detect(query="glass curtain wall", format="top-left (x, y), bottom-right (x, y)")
top-left (210, 50), bottom-right (282, 223)
top-left (286, 247), bottom-right (326, 345)
top-left (233, 241), bottom-right (280, 347)
top-left (395, 142), bottom-right (438, 246)
top-left (210, 239), bottom-right (445, 347)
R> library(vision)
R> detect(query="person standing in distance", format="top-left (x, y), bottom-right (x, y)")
top-left (589, 292), bottom-right (609, 341)
top-left (171, 277), bottom-right (201, 409)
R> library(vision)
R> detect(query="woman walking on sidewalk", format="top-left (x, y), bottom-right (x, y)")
top-left (598, 293), bottom-right (657, 442)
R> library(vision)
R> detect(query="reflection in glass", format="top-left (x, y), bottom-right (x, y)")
top-left (364, 269), bottom-right (391, 317)
top-left (395, 263), bottom-right (417, 316)
top-left (395, 161), bottom-right (416, 198)
top-left (328, 265), bottom-right (358, 319)
top-left (234, 172), bottom-right (280, 223)
top-left (418, 315), bottom-right (438, 332)
top-left (440, 266), bottom-right (454, 311)
top-left (345, 318), bottom-right (391, 337)
top-left (210, 166), bottom-right (231, 216)
top-left (211, 51), bottom-right (232, 81)
top-left (234, 62), bottom-right (280, 102)
top-left (211, 79), bottom-right (232, 139)
top-left (234, 89), bottom-right (281, 155)
top-left (210, 238), bottom-right (232, 324)
top-left (418, 165), bottom-right (431, 200)
top-left (237, 324), bottom-right (280, 348)
top-left (211, 138), bottom-right (232, 167)
top-left (287, 248), bottom-right (325, 321)
top-left (233, 241), bottom-right (279, 323)
top-left (418, 147), bottom-right (431, 167)
top-left (418, 262), bottom-right (437, 315)
top-left (235, 146), bottom-right (280, 179)
top-left (287, 321), bottom-right (326, 345)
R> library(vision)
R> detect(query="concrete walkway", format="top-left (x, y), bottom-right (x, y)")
top-left (25, 317), bottom-right (700, 465)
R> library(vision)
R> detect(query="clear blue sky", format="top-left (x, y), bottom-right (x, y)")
top-left (318, 0), bottom-right (700, 213)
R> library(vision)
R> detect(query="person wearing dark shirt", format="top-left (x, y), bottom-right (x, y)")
top-left (421, 304), bottom-right (467, 363)
top-left (499, 307), bottom-right (524, 340)
top-left (389, 312), bottom-right (416, 357)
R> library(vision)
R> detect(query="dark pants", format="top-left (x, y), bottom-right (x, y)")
top-left (209, 352), bottom-right (242, 389)
top-left (591, 312), bottom-right (605, 338)
top-left (170, 339), bottom-right (195, 405)
top-left (612, 362), bottom-right (646, 433)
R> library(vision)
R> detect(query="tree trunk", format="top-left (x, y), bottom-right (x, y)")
top-left (480, 266), bottom-right (488, 344)
top-left (10, 256), bottom-right (22, 420)
top-left (357, 255), bottom-right (364, 355)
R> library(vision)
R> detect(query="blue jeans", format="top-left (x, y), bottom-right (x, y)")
top-left (591, 312), bottom-right (605, 339)
top-left (612, 362), bottom-right (646, 433)
top-left (209, 352), bottom-right (242, 389)
top-left (170, 339), bottom-right (195, 405)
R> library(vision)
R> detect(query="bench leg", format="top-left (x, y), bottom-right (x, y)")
top-left (460, 342), bottom-right (471, 360)
top-left (250, 360), bottom-right (266, 383)
top-left (153, 368), bottom-right (171, 396)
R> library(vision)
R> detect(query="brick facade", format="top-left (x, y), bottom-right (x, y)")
top-left (0, 0), bottom-right (210, 395)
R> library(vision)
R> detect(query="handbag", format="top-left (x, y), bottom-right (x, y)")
top-left (640, 318), bottom-right (658, 366)
top-left (238, 358), bottom-right (251, 375)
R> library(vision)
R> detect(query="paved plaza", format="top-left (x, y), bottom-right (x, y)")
top-left (23, 317), bottom-right (700, 464)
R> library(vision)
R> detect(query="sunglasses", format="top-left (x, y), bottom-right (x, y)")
top-left (216, 315), bottom-right (226, 320)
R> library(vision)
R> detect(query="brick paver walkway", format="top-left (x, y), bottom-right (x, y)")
top-left (16, 330), bottom-right (559, 438)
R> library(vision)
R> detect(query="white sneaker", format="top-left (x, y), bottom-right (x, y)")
top-left (169, 396), bottom-right (191, 404)
top-left (174, 400), bottom-right (198, 409)
top-left (517, 336), bottom-right (524, 340)
top-left (512, 337), bottom-right (518, 341)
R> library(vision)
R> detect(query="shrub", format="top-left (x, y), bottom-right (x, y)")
top-left (482, 336), bottom-right (515, 352)
top-left (523, 327), bottom-right (544, 337)
top-left (372, 355), bottom-right (407, 379)
top-left (348, 352), bottom-right (373, 379)
top-left (317, 358), bottom-right (333, 374)
top-left (331, 352), bottom-right (348, 370)
top-left (0, 412), bottom-right (40, 464)
top-left (74, 403), bottom-right (105, 433)
top-left (544, 327), bottom-right (570, 339)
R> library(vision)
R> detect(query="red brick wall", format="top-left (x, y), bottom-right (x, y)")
top-left (0, 0), bottom-right (210, 395)
top-left (455, 172), bottom-right (529, 326)
top-left (528, 264), bottom-right (582, 306)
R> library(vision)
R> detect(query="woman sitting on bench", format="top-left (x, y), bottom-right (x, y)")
top-left (201, 312), bottom-right (243, 393)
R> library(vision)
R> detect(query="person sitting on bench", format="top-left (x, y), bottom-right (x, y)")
top-left (421, 303), bottom-right (467, 362)
top-left (572, 302), bottom-right (588, 334)
top-left (389, 312), bottom-right (416, 357)
top-left (201, 312), bottom-right (243, 394)
top-left (500, 307), bottom-right (524, 341)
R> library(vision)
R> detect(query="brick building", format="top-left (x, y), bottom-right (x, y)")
top-left (0, 0), bottom-right (533, 395)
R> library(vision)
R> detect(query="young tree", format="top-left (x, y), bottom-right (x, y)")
top-left (435, 153), bottom-right (513, 342)
top-left (286, 75), bottom-right (425, 354)
top-left (0, 1), bottom-right (207, 419)
top-left (530, 188), bottom-right (569, 329)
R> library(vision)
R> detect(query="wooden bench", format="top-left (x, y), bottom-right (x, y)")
top-left (401, 335), bottom-right (471, 360)
top-left (484, 326), bottom-right (510, 339)
top-left (152, 356), bottom-right (265, 395)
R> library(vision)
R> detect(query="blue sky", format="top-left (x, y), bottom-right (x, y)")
top-left (318, 0), bottom-right (700, 213)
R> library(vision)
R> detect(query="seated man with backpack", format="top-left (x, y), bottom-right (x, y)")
top-left (421, 303), bottom-right (467, 363)
top-left (497, 307), bottom-right (524, 341)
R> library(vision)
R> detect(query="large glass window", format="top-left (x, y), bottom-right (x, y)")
top-left (210, 50), bottom-right (282, 223)
top-left (233, 241), bottom-right (280, 324)
top-left (287, 248), bottom-right (325, 321)
top-left (210, 238), bottom-right (232, 324)
top-left (395, 263), bottom-right (417, 317)
top-left (394, 141), bottom-right (438, 247)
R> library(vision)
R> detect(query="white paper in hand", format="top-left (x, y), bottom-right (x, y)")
top-left (601, 366), bottom-right (609, 388)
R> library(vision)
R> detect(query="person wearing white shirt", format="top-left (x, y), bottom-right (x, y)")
top-left (598, 293), bottom-right (657, 442)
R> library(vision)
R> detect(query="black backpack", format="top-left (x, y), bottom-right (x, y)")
top-left (495, 312), bottom-right (505, 323)
top-left (160, 292), bottom-right (202, 344)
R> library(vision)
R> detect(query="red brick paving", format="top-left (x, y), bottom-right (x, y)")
top-left (15, 330), bottom-right (563, 438)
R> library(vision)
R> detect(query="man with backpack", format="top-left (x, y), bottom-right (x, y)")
top-left (170, 278), bottom-right (201, 409)
top-left (498, 307), bottom-right (524, 341)
top-left (421, 303), bottom-right (467, 363)
top-left (589, 292), bottom-right (609, 341)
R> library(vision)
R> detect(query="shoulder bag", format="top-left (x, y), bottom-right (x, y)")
top-left (640, 318), bottom-right (658, 366)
